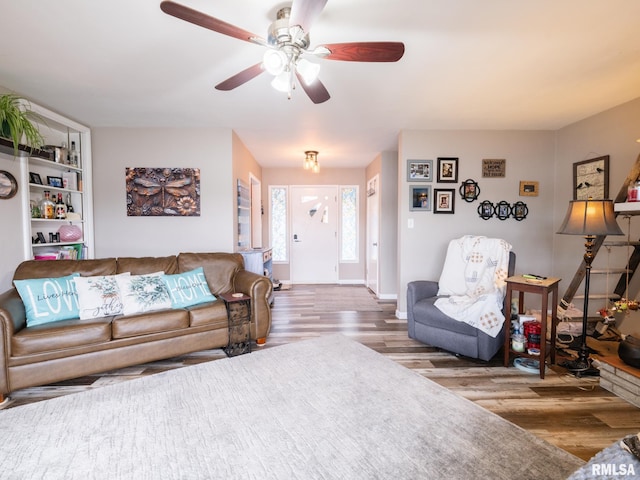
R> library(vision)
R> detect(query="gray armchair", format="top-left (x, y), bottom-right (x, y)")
top-left (407, 238), bottom-right (515, 361)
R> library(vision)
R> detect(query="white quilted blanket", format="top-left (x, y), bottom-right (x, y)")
top-left (434, 236), bottom-right (512, 337)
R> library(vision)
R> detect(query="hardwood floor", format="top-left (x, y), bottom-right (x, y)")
top-left (3, 284), bottom-right (639, 462)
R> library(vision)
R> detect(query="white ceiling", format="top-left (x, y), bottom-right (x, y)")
top-left (1, 0), bottom-right (640, 169)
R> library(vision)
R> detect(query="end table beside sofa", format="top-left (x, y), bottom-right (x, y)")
top-left (0, 252), bottom-right (272, 403)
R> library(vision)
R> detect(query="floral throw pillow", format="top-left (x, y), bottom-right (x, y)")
top-left (74, 273), bottom-right (130, 320)
top-left (116, 271), bottom-right (172, 316)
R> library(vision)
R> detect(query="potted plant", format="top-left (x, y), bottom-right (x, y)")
top-left (0, 93), bottom-right (45, 156)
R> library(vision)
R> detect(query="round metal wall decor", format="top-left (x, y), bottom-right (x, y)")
top-left (495, 201), bottom-right (511, 220)
top-left (512, 201), bottom-right (528, 221)
top-left (478, 200), bottom-right (494, 220)
top-left (459, 179), bottom-right (480, 203)
top-left (0, 170), bottom-right (18, 199)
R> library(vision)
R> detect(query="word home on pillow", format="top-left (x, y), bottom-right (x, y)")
top-left (164, 267), bottom-right (216, 308)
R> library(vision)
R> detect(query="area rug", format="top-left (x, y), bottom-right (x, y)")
top-left (313, 286), bottom-right (382, 312)
top-left (0, 335), bottom-right (583, 479)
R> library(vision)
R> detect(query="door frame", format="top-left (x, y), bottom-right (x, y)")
top-left (249, 173), bottom-right (262, 248)
top-left (366, 174), bottom-right (380, 295)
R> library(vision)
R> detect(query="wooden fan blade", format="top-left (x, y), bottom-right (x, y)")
top-left (160, 1), bottom-right (266, 45)
top-left (215, 63), bottom-right (265, 91)
top-left (317, 42), bottom-right (405, 62)
top-left (289, 0), bottom-right (327, 33)
top-left (295, 71), bottom-right (330, 104)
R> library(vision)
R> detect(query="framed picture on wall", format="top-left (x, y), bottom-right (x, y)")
top-left (573, 155), bottom-right (609, 200)
top-left (519, 180), bottom-right (539, 197)
top-left (409, 185), bottom-right (432, 211)
top-left (406, 159), bottom-right (433, 182)
top-left (437, 157), bottom-right (458, 183)
top-left (434, 189), bottom-right (455, 214)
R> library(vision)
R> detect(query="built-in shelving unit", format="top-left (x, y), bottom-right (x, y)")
top-left (0, 101), bottom-right (93, 261)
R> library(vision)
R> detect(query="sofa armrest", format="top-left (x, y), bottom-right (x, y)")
top-left (0, 288), bottom-right (25, 395)
top-left (407, 280), bottom-right (439, 332)
top-left (407, 280), bottom-right (439, 306)
top-left (0, 289), bottom-right (25, 339)
top-left (234, 270), bottom-right (273, 342)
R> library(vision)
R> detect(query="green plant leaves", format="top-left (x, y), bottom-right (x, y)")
top-left (0, 94), bottom-right (45, 156)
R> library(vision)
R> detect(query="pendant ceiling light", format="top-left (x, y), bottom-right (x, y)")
top-left (304, 151), bottom-right (319, 173)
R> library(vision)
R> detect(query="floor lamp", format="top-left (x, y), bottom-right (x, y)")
top-left (557, 199), bottom-right (623, 376)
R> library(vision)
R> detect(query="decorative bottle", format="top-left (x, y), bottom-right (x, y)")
top-left (40, 191), bottom-right (55, 219)
top-left (65, 192), bottom-right (74, 213)
top-left (55, 193), bottom-right (67, 219)
top-left (69, 141), bottom-right (80, 167)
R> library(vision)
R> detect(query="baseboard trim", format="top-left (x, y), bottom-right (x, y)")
top-left (377, 293), bottom-right (397, 300)
top-left (338, 279), bottom-right (366, 285)
top-left (396, 310), bottom-right (407, 319)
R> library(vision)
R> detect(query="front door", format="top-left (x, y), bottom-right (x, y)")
top-left (290, 186), bottom-right (338, 283)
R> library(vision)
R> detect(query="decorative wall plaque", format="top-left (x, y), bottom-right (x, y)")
top-left (482, 159), bottom-right (506, 178)
top-left (126, 167), bottom-right (200, 216)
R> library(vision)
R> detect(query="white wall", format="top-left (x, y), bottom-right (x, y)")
top-left (396, 130), bottom-right (556, 314)
top-left (92, 127), bottom-right (235, 258)
top-left (0, 154), bottom-right (26, 291)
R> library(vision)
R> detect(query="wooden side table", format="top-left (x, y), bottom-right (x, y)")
top-left (503, 275), bottom-right (561, 379)
top-left (220, 292), bottom-right (252, 357)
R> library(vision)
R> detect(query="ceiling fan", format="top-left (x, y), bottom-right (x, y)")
top-left (160, 0), bottom-right (405, 104)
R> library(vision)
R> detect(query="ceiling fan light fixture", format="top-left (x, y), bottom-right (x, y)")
top-left (263, 49), bottom-right (288, 76)
top-left (296, 58), bottom-right (321, 85)
top-left (271, 71), bottom-right (292, 94)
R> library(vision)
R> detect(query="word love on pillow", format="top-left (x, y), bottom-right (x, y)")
top-left (14, 274), bottom-right (80, 327)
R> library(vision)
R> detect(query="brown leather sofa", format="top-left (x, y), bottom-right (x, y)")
top-left (0, 252), bottom-right (272, 403)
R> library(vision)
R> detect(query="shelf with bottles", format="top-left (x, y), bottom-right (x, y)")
top-left (31, 189), bottom-right (79, 215)
top-left (28, 154), bottom-right (82, 171)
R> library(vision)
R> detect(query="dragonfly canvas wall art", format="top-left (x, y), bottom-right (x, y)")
top-left (126, 167), bottom-right (200, 217)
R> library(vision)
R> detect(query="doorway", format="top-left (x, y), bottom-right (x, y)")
top-left (290, 186), bottom-right (338, 283)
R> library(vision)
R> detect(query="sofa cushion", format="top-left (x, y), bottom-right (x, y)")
top-left (12, 318), bottom-right (112, 356)
top-left (187, 301), bottom-right (228, 328)
top-left (13, 258), bottom-right (117, 281)
top-left (178, 252), bottom-right (243, 294)
top-left (13, 274), bottom-right (80, 327)
top-left (74, 273), bottom-right (130, 320)
top-left (112, 309), bottom-right (190, 339)
top-left (164, 267), bottom-right (217, 308)
top-left (116, 272), bottom-right (172, 315)
top-left (116, 256), bottom-right (178, 275)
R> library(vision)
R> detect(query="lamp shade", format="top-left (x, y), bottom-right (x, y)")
top-left (557, 199), bottom-right (623, 236)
